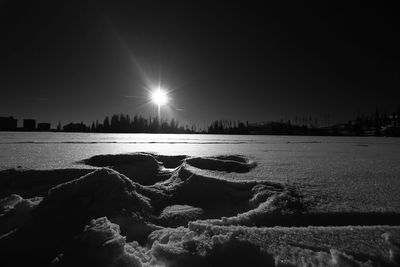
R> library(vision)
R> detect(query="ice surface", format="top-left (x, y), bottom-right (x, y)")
top-left (1, 133), bottom-right (400, 215)
top-left (0, 152), bottom-right (399, 266)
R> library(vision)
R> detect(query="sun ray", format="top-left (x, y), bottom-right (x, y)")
top-left (150, 87), bottom-right (169, 119)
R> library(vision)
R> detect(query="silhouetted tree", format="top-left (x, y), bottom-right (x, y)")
top-left (103, 117), bottom-right (110, 132)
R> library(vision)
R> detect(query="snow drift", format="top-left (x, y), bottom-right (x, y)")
top-left (0, 152), bottom-right (399, 266)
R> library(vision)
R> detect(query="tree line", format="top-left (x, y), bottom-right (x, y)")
top-left (61, 114), bottom-right (197, 134)
top-left (25, 105), bottom-right (400, 137)
top-left (207, 107), bottom-right (400, 137)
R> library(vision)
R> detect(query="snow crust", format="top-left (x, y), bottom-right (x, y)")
top-left (0, 152), bottom-right (399, 266)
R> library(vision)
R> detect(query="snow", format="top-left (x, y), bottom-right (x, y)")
top-left (158, 205), bottom-right (204, 227)
top-left (0, 151), bottom-right (399, 266)
top-left (51, 217), bottom-right (145, 267)
top-left (0, 194), bottom-right (41, 237)
top-left (0, 168), bottom-right (93, 198)
top-left (1, 133), bottom-right (400, 214)
top-left (0, 133), bottom-right (400, 266)
top-left (81, 153), bottom-right (164, 185)
top-left (185, 156), bottom-right (257, 173)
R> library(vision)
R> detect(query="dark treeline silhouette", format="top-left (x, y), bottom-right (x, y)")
top-left (207, 107), bottom-right (400, 137)
top-left (62, 114), bottom-right (196, 134)
top-left (341, 107), bottom-right (400, 137)
top-left (208, 120), bottom-right (309, 135)
top-left (2, 107), bottom-right (400, 136)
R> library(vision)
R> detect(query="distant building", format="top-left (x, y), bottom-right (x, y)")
top-left (23, 119), bottom-right (36, 131)
top-left (37, 122), bottom-right (51, 131)
top-left (0, 116), bottom-right (17, 131)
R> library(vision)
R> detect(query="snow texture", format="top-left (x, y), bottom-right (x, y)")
top-left (0, 152), bottom-right (399, 267)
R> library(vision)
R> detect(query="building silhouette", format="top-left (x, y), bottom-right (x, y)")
top-left (23, 119), bottom-right (36, 131)
top-left (0, 116), bottom-right (17, 131)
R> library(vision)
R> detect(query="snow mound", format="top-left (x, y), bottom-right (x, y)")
top-left (0, 168), bottom-right (153, 266)
top-left (0, 194), bottom-right (41, 237)
top-left (38, 168), bottom-right (152, 219)
top-left (80, 153), bottom-right (256, 185)
top-left (207, 190), bottom-right (304, 227)
top-left (58, 217), bottom-right (395, 267)
top-left (148, 222), bottom-right (399, 266)
top-left (149, 229), bottom-right (275, 267)
top-left (158, 205), bottom-right (204, 227)
top-left (150, 163), bottom-right (294, 225)
top-left (1, 153), bottom-right (399, 266)
top-left (0, 194), bottom-right (23, 213)
top-left (54, 217), bottom-right (276, 267)
top-left (79, 153), bottom-right (289, 226)
top-left (185, 155), bottom-right (256, 173)
top-left (81, 153), bottom-right (165, 185)
top-left (214, 155), bottom-right (249, 163)
top-left (0, 168), bottom-right (93, 198)
top-left (82, 153), bottom-right (158, 167)
top-left (153, 154), bottom-right (187, 168)
top-left (51, 217), bottom-right (145, 267)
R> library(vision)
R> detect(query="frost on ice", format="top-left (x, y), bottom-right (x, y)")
top-left (0, 153), bottom-right (399, 266)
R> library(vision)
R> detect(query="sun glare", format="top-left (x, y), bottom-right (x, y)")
top-left (151, 88), bottom-right (168, 106)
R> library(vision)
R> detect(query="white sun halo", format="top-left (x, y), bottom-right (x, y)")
top-left (151, 88), bottom-right (168, 106)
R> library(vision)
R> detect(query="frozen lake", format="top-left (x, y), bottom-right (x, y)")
top-left (1, 132), bottom-right (400, 266)
top-left (1, 131), bottom-right (400, 213)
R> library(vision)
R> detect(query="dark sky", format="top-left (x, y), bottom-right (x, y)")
top-left (0, 0), bottom-right (399, 127)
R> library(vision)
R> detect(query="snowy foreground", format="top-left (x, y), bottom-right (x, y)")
top-left (0, 152), bottom-right (399, 267)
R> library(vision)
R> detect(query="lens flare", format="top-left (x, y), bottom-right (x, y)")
top-left (151, 88), bottom-right (168, 106)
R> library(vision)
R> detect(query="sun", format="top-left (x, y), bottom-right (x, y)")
top-left (151, 88), bottom-right (168, 106)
